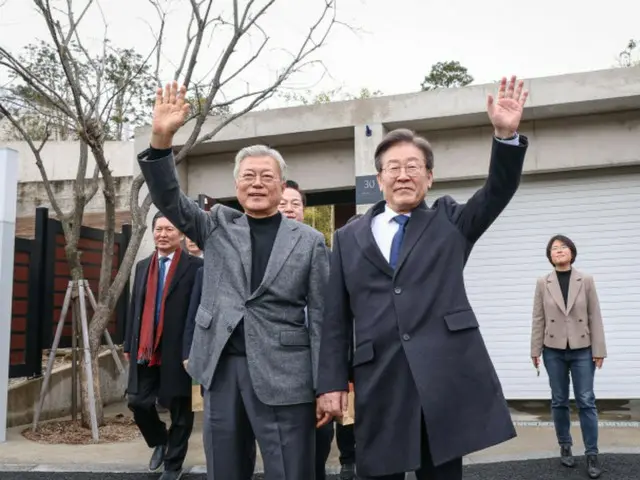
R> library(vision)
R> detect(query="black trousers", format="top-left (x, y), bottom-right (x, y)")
top-left (316, 421), bottom-right (335, 480)
top-left (127, 365), bottom-right (194, 471)
top-left (359, 414), bottom-right (462, 480)
top-left (335, 422), bottom-right (356, 465)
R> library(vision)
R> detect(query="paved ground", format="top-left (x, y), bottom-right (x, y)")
top-left (1, 454), bottom-right (638, 479)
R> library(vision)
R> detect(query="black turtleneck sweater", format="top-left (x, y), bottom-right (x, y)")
top-left (225, 212), bottom-right (282, 355)
top-left (556, 268), bottom-right (571, 307)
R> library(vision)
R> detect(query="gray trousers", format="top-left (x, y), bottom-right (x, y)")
top-left (203, 354), bottom-right (316, 480)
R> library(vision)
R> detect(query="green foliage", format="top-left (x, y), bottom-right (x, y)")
top-left (1, 40), bottom-right (156, 141)
top-left (303, 205), bottom-right (334, 247)
top-left (278, 86), bottom-right (382, 107)
top-left (421, 60), bottom-right (473, 91)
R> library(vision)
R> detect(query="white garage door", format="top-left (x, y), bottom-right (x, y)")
top-left (428, 168), bottom-right (640, 400)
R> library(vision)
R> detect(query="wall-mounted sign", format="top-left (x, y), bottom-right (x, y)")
top-left (355, 174), bottom-right (382, 205)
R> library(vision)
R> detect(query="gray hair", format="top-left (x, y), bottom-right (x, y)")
top-left (233, 144), bottom-right (287, 181)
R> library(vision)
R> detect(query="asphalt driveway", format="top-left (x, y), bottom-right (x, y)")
top-left (0, 454), bottom-right (637, 479)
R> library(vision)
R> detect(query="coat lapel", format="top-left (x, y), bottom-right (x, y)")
top-left (355, 202), bottom-right (394, 278)
top-left (228, 214), bottom-right (252, 288)
top-left (394, 201), bottom-right (436, 276)
top-left (249, 217), bottom-right (301, 300)
top-left (566, 269), bottom-right (583, 314)
top-left (546, 272), bottom-right (567, 313)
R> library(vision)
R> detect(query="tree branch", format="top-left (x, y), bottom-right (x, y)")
top-left (0, 103), bottom-right (66, 221)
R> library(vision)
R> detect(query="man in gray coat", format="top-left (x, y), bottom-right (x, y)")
top-left (137, 81), bottom-right (330, 480)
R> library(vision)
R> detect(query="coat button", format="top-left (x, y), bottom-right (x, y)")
top-left (550, 334), bottom-right (554, 338)
top-left (579, 319), bottom-right (583, 322)
top-left (402, 334), bottom-right (410, 341)
top-left (582, 334), bottom-right (586, 338)
top-left (551, 319), bottom-right (555, 322)
top-left (227, 326), bottom-right (233, 333)
top-left (394, 287), bottom-right (402, 294)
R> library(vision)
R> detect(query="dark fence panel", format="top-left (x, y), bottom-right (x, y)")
top-left (9, 207), bottom-right (130, 378)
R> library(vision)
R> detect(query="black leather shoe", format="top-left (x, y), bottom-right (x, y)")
top-left (587, 454), bottom-right (602, 478)
top-left (339, 463), bottom-right (356, 480)
top-left (159, 469), bottom-right (183, 480)
top-left (560, 445), bottom-right (575, 467)
top-left (149, 445), bottom-right (166, 471)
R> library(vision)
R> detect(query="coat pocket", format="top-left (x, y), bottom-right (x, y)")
top-left (195, 305), bottom-right (213, 329)
top-left (352, 341), bottom-right (375, 366)
top-left (279, 330), bottom-right (310, 346)
top-left (444, 309), bottom-right (479, 332)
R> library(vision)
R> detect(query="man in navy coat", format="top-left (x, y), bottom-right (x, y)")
top-left (316, 76), bottom-right (530, 480)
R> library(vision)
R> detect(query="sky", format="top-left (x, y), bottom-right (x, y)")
top-left (0, 0), bottom-right (638, 109)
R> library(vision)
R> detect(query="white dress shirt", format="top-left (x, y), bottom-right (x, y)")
top-left (371, 205), bottom-right (412, 262)
top-left (158, 250), bottom-right (176, 282)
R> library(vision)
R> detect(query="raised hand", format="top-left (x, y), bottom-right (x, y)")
top-left (487, 76), bottom-right (529, 139)
top-left (151, 81), bottom-right (190, 149)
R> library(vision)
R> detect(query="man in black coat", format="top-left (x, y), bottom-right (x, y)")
top-left (316, 76), bottom-right (530, 480)
top-left (124, 211), bottom-right (203, 480)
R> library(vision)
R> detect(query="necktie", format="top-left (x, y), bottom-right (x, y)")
top-left (155, 256), bottom-right (170, 326)
top-left (389, 215), bottom-right (409, 269)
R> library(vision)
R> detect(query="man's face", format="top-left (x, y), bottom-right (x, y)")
top-left (153, 217), bottom-right (182, 254)
top-left (376, 142), bottom-right (433, 214)
top-left (278, 187), bottom-right (304, 221)
top-left (185, 237), bottom-right (201, 256)
top-left (235, 155), bottom-right (284, 218)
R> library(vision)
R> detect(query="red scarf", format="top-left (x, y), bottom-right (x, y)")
top-left (137, 248), bottom-right (182, 366)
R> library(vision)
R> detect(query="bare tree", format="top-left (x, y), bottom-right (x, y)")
top-left (0, 0), bottom-right (340, 430)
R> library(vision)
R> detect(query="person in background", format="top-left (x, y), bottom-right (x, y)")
top-left (184, 236), bottom-right (203, 258)
top-left (531, 234), bottom-right (606, 479)
top-left (277, 179), bottom-right (335, 480)
top-left (123, 211), bottom-right (203, 480)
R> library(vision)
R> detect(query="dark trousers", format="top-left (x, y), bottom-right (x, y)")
top-left (335, 422), bottom-right (356, 465)
top-left (127, 365), bottom-right (194, 471)
top-left (316, 421), bottom-right (335, 480)
top-left (359, 414), bottom-right (462, 480)
top-left (543, 346), bottom-right (599, 455)
top-left (203, 354), bottom-right (316, 480)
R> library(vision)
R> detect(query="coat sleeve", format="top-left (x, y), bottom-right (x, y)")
top-left (444, 136), bottom-right (528, 244)
top-left (307, 235), bottom-right (331, 390)
top-left (123, 262), bottom-right (140, 354)
top-left (137, 149), bottom-right (216, 250)
top-left (586, 275), bottom-right (607, 358)
top-left (183, 266), bottom-right (204, 361)
top-left (316, 230), bottom-right (353, 395)
top-left (530, 277), bottom-right (545, 357)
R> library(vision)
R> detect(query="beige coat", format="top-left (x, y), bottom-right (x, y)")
top-left (531, 268), bottom-right (607, 358)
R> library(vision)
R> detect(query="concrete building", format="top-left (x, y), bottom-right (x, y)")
top-left (135, 66), bottom-right (640, 401)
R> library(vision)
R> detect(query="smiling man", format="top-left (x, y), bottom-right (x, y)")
top-left (136, 81), bottom-right (330, 480)
top-left (317, 76), bottom-right (530, 480)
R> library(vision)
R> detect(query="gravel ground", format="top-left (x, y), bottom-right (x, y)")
top-left (0, 454), bottom-right (636, 479)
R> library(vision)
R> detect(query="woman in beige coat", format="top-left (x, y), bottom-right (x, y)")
top-left (531, 234), bottom-right (606, 479)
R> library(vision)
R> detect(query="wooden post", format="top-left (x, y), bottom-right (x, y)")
top-left (77, 282), bottom-right (99, 442)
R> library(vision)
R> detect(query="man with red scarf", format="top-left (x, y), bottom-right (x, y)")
top-left (124, 211), bottom-right (203, 480)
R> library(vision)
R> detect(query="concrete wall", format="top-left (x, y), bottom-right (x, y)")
top-left (187, 139), bottom-right (355, 199)
top-left (0, 141), bottom-right (134, 182)
top-left (17, 176), bottom-right (132, 218)
top-left (7, 350), bottom-right (128, 427)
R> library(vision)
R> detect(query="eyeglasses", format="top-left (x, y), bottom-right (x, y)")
top-left (551, 245), bottom-right (569, 252)
top-left (381, 164), bottom-right (425, 178)
top-left (238, 172), bottom-right (279, 185)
